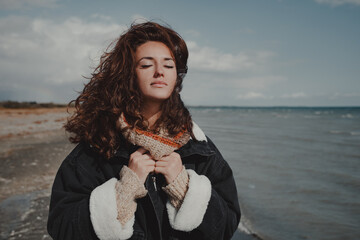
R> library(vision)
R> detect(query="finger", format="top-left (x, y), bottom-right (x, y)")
top-left (156, 157), bottom-right (169, 163)
top-left (170, 152), bottom-right (181, 157)
top-left (130, 148), bottom-right (147, 159)
top-left (157, 157), bottom-right (177, 166)
top-left (131, 153), bottom-right (152, 162)
top-left (159, 154), bottom-right (179, 161)
top-left (154, 166), bottom-right (166, 174)
top-left (155, 161), bottom-right (167, 167)
top-left (139, 153), bottom-right (151, 161)
top-left (143, 159), bottom-right (156, 166)
top-left (147, 165), bottom-right (156, 172)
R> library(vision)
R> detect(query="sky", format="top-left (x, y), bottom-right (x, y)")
top-left (0, 0), bottom-right (359, 106)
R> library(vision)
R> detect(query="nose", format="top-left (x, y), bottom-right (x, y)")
top-left (154, 64), bottom-right (164, 78)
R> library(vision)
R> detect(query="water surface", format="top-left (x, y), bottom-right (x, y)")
top-left (190, 107), bottom-right (360, 240)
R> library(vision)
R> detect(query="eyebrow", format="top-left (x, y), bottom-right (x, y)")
top-left (138, 57), bottom-right (174, 61)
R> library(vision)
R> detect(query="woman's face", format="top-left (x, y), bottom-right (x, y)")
top-left (135, 41), bottom-right (177, 104)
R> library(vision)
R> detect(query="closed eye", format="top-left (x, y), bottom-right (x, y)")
top-left (165, 65), bottom-right (174, 68)
top-left (140, 65), bottom-right (152, 68)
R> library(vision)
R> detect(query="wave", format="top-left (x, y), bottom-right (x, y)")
top-left (329, 130), bottom-right (360, 136)
top-left (314, 111), bottom-right (330, 115)
top-left (304, 115), bottom-right (320, 119)
top-left (239, 221), bottom-right (252, 234)
top-left (329, 130), bottom-right (347, 135)
top-left (341, 114), bottom-right (354, 119)
top-left (238, 220), bottom-right (264, 240)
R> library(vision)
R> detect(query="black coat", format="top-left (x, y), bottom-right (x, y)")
top-left (47, 133), bottom-right (241, 240)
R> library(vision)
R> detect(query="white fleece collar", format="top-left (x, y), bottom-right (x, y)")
top-left (192, 121), bottom-right (207, 142)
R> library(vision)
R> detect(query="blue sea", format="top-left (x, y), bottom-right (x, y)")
top-left (189, 107), bottom-right (360, 240)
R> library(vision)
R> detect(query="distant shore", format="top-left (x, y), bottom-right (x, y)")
top-left (0, 107), bottom-right (74, 140)
top-left (0, 101), bottom-right (69, 109)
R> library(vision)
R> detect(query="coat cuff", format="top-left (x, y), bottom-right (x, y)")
top-left (90, 178), bottom-right (134, 240)
top-left (166, 169), bottom-right (211, 232)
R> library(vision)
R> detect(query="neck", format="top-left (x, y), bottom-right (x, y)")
top-left (141, 101), bottom-right (162, 128)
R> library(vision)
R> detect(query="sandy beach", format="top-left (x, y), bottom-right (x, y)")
top-left (0, 108), bottom-right (74, 240)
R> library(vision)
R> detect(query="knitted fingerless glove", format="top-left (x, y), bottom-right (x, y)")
top-left (115, 166), bottom-right (148, 225)
top-left (162, 166), bottom-right (189, 209)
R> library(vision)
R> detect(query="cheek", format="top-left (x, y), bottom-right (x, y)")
top-left (169, 71), bottom-right (177, 86)
top-left (135, 71), bottom-right (148, 89)
top-left (135, 70), bottom-right (144, 82)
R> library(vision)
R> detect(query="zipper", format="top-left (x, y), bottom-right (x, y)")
top-left (146, 174), bottom-right (162, 240)
top-left (152, 176), bottom-right (157, 191)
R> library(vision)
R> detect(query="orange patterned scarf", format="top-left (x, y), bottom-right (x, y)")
top-left (118, 114), bottom-right (190, 160)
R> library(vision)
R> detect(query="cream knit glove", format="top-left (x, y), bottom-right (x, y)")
top-left (115, 166), bottom-right (148, 225)
top-left (162, 166), bottom-right (189, 209)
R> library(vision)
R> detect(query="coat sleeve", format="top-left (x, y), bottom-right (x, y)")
top-left (166, 137), bottom-right (241, 240)
top-left (47, 145), bottom-right (136, 240)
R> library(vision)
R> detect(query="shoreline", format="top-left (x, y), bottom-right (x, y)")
top-left (0, 129), bottom-right (74, 239)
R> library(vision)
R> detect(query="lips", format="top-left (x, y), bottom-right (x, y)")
top-left (150, 81), bottom-right (167, 87)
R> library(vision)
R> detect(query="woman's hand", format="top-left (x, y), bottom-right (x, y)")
top-left (154, 152), bottom-right (183, 184)
top-left (128, 147), bottom-right (156, 183)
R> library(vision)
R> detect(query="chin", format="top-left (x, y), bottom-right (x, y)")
top-left (145, 94), bottom-right (172, 103)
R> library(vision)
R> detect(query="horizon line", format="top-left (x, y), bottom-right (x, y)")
top-left (1, 101), bottom-right (359, 108)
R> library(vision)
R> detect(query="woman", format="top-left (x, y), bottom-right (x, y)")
top-left (47, 21), bottom-right (240, 240)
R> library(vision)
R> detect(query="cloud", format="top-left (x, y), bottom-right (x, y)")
top-left (236, 92), bottom-right (271, 100)
top-left (236, 91), bottom-right (309, 101)
top-left (234, 76), bottom-right (287, 89)
top-left (0, 0), bottom-right (58, 9)
top-left (0, 15), bottom-right (126, 102)
top-left (0, 14), bottom-right (284, 105)
top-left (281, 92), bottom-right (307, 98)
top-left (314, 0), bottom-right (360, 6)
top-left (186, 41), bottom-right (276, 72)
top-left (91, 14), bottom-right (113, 22)
top-left (234, 28), bottom-right (256, 35)
top-left (182, 39), bottom-right (285, 104)
top-left (131, 14), bottom-right (149, 23)
top-left (330, 92), bottom-right (360, 99)
top-left (185, 29), bottom-right (201, 38)
top-left (181, 40), bottom-right (285, 105)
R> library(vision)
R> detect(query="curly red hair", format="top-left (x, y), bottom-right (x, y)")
top-left (65, 21), bottom-right (194, 159)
